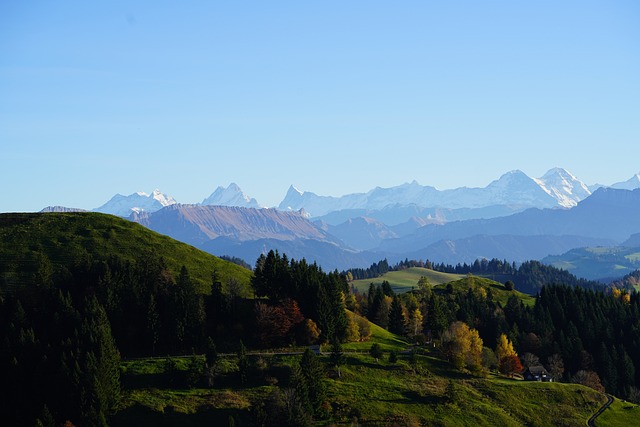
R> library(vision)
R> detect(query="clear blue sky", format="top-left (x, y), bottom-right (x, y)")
top-left (1, 1), bottom-right (639, 211)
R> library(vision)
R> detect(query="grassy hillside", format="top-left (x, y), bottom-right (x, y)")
top-left (433, 275), bottom-right (536, 307)
top-left (594, 397), bottom-right (640, 426)
top-left (351, 267), bottom-right (463, 293)
top-left (341, 314), bottom-right (409, 352)
top-left (0, 212), bottom-right (252, 294)
top-left (112, 343), bottom-right (631, 426)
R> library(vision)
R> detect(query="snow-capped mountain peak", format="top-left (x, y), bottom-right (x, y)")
top-left (151, 189), bottom-right (177, 207)
top-left (94, 189), bottom-right (177, 217)
top-left (534, 167), bottom-right (591, 208)
top-left (201, 183), bottom-right (262, 208)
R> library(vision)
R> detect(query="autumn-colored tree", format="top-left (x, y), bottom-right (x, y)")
top-left (298, 318), bottom-right (321, 345)
top-left (345, 311), bottom-right (361, 342)
top-left (255, 299), bottom-right (304, 347)
top-left (467, 328), bottom-right (484, 372)
top-left (496, 333), bottom-right (517, 362)
top-left (499, 354), bottom-right (523, 377)
top-left (254, 303), bottom-right (289, 347)
top-left (349, 314), bottom-right (369, 342)
top-left (407, 308), bottom-right (424, 339)
top-left (281, 298), bottom-right (304, 326)
top-left (441, 321), bottom-right (483, 372)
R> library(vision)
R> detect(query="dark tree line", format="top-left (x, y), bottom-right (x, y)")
top-left (0, 288), bottom-right (119, 426)
top-left (252, 250), bottom-right (349, 342)
top-left (344, 259), bottom-right (390, 280)
top-left (431, 259), bottom-right (603, 294)
top-left (346, 257), bottom-right (604, 295)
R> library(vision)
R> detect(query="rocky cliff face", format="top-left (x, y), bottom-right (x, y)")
top-left (132, 204), bottom-right (338, 246)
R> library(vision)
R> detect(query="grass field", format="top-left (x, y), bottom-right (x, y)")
top-left (351, 267), bottom-right (463, 294)
top-left (594, 397), bottom-right (640, 427)
top-left (341, 316), bottom-right (409, 352)
top-left (115, 346), bottom-right (625, 426)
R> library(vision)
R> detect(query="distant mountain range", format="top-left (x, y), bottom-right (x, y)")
top-left (36, 169), bottom-right (640, 278)
top-left (280, 168), bottom-right (591, 216)
top-left (88, 168), bottom-right (640, 221)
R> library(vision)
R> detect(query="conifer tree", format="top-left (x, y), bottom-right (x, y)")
top-left (330, 339), bottom-right (345, 378)
top-left (388, 296), bottom-right (406, 335)
top-left (299, 348), bottom-right (326, 416)
top-left (238, 340), bottom-right (249, 385)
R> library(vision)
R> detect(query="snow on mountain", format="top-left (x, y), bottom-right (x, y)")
top-left (94, 189), bottom-right (177, 217)
top-left (533, 167), bottom-right (591, 208)
top-left (201, 183), bottom-right (262, 209)
top-left (278, 170), bottom-right (564, 217)
top-left (611, 173), bottom-right (640, 190)
top-left (440, 170), bottom-right (558, 209)
top-left (278, 185), bottom-right (363, 216)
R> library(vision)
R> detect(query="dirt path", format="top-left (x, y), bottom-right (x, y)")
top-left (587, 394), bottom-right (613, 427)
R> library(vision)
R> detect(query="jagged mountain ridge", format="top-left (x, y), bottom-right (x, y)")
top-left (533, 167), bottom-right (591, 208)
top-left (280, 168), bottom-right (591, 217)
top-left (94, 189), bottom-right (176, 217)
top-left (88, 169), bottom-right (640, 222)
top-left (202, 183), bottom-right (262, 208)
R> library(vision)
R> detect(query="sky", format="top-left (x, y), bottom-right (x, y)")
top-left (1, 1), bottom-right (639, 211)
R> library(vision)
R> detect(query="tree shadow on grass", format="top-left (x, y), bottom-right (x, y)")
top-left (345, 355), bottom-right (388, 370)
top-left (111, 404), bottom-right (248, 427)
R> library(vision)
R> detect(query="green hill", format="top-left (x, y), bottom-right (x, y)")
top-left (351, 267), bottom-right (463, 293)
top-left (0, 212), bottom-right (252, 294)
top-left (114, 342), bottom-right (631, 426)
top-left (433, 275), bottom-right (536, 307)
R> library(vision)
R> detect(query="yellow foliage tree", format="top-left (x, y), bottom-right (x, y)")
top-left (496, 333), bottom-right (517, 362)
top-left (442, 321), bottom-right (483, 372)
top-left (345, 311), bottom-right (360, 342)
top-left (467, 328), bottom-right (484, 372)
top-left (408, 308), bottom-right (424, 338)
